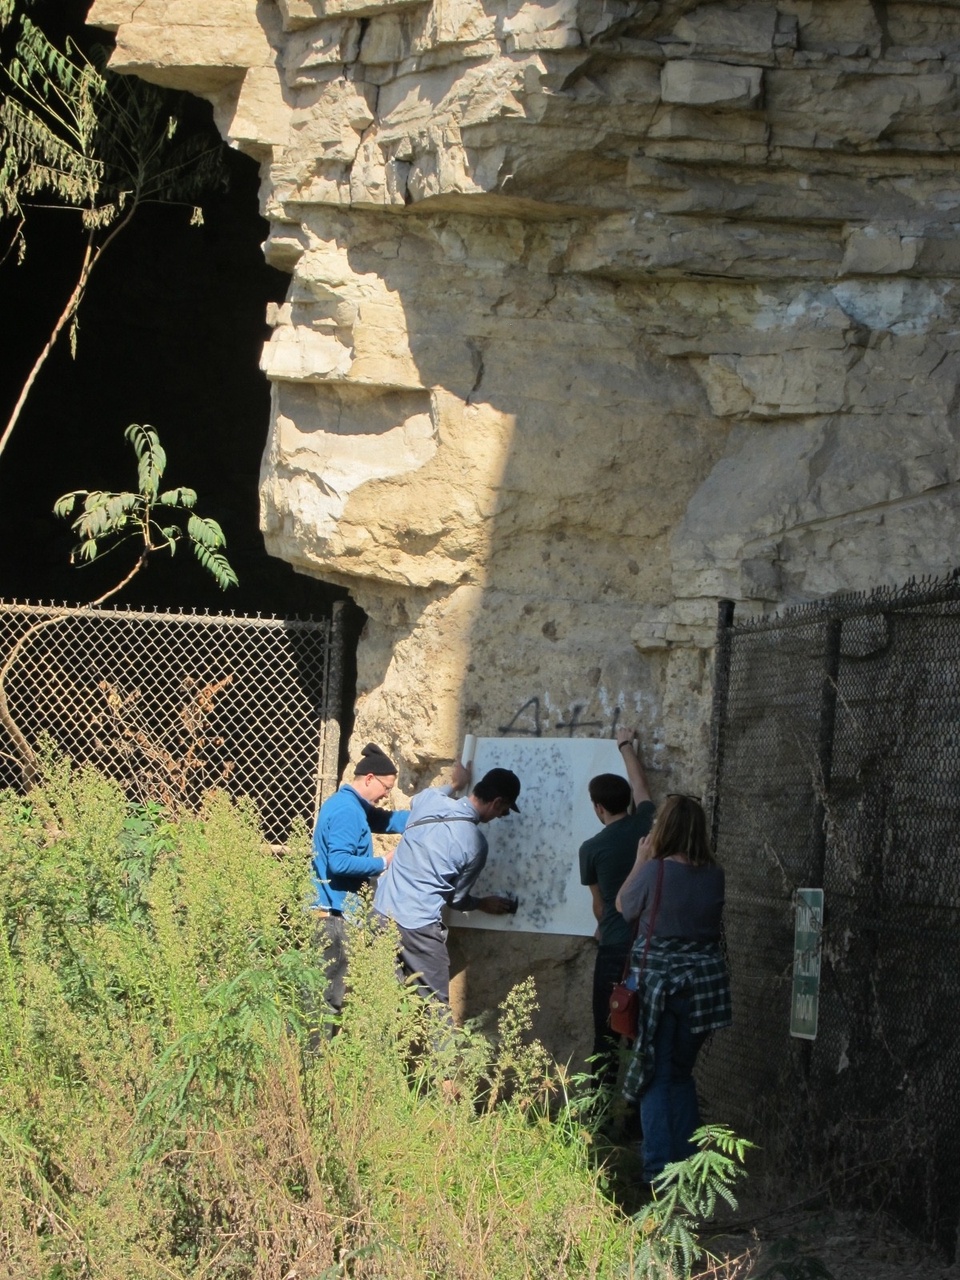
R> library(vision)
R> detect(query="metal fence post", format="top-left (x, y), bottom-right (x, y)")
top-left (315, 599), bottom-right (345, 814)
top-left (707, 597), bottom-right (736, 851)
top-left (812, 616), bottom-right (842, 887)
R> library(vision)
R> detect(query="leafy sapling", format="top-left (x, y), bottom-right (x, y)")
top-left (632, 1124), bottom-right (756, 1279)
top-left (0, 424), bottom-right (236, 790)
top-left (54, 422), bottom-right (238, 604)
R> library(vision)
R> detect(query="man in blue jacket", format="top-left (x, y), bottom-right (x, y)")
top-left (312, 742), bottom-right (408, 1015)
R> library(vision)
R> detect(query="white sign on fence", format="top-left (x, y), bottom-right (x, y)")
top-left (790, 887), bottom-right (824, 1040)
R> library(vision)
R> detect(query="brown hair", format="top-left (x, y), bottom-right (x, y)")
top-left (588, 773), bottom-right (631, 815)
top-left (649, 794), bottom-right (715, 867)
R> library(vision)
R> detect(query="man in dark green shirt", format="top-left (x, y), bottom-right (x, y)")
top-left (579, 728), bottom-right (655, 1088)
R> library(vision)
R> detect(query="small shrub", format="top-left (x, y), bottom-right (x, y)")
top-left (632, 1125), bottom-right (755, 1278)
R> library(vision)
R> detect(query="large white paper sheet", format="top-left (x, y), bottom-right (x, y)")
top-left (448, 737), bottom-right (631, 936)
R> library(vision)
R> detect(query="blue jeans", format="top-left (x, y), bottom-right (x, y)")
top-left (640, 990), bottom-right (708, 1182)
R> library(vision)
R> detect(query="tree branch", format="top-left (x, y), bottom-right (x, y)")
top-left (0, 197), bottom-right (136, 464)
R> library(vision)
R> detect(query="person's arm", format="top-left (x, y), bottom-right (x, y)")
top-left (320, 805), bottom-right (390, 878)
top-left (451, 759), bottom-right (471, 795)
top-left (588, 884), bottom-right (604, 924)
top-left (403, 763), bottom-right (471, 809)
top-left (586, 882), bottom-right (604, 940)
top-left (579, 843), bottom-right (600, 916)
top-left (385, 809), bottom-right (408, 835)
top-left (449, 840), bottom-right (487, 912)
top-left (474, 893), bottom-right (516, 915)
top-left (368, 803), bottom-right (409, 837)
top-left (460, 865), bottom-right (514, 916)
top-left (615, 726), bottom-right (651, 807)
top-left (449, 831), bottom-right (515, 914)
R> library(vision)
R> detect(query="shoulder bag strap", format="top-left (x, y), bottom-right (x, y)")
top-left (404, 814), bottom-right (479, 831)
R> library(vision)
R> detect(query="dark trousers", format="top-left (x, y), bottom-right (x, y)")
top-left (394, 918), bottom-right (451, 1005)
top-left (591, 944), bottom-right (630, 1088)
top-left (316, 912), bottom-right (347, 1015)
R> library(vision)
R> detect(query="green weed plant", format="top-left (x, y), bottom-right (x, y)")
top-left (0, 761), bottom-right (749, 1278)
top-left (632, 1125), bottom-right (755, 1278)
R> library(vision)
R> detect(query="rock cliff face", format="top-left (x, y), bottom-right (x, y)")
top-left (89, 0), bottom-right (960, 1058)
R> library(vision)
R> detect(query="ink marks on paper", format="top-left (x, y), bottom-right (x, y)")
top-left (450, 736), bottom-right (628, 937)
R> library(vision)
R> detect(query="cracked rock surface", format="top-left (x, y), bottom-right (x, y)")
top-left (89, 0), bottom-right (960, 1061)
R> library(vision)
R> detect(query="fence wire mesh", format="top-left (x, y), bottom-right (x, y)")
top-left (0, 600), bottom-right (344, 844)
top-left (698, 573), bottom-right (960, 1256)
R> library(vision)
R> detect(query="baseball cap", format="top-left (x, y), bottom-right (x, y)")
top-left (478, 767), bottom-right (521, 812)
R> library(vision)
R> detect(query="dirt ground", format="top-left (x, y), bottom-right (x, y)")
top-left (705, 1199), bottom-right (960, 1280)
top-left (602, 1139), bottom-right (960, 1279)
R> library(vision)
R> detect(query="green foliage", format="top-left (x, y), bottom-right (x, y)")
top-left (631, 1124), bottom-right (755, 1278)
top-left (0, 16), bottom-right (103, 239)
top-left (0, 760), bottom-right (752, 1277)
top-left (0, 765), bottom-right (319, 1277)
top-left (318, 917), bottom-right (633, 1279)
top-left (127, 419), bottom-right (166, 499)
top-left (0, 4), bottom-right (223, 262)
top-left (0, 2), bottom-right (225, 465)
top-left (54, 423), bottom-right (238, 600)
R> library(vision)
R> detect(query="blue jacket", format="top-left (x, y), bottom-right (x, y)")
top-left (311, 784), bottom-right (409, 912)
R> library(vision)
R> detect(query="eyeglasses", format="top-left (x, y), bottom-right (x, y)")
top-left (667, 792), bottom-right (702, 804)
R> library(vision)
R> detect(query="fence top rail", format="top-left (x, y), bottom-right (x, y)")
top-left (723, 571), bottom-right (960, 636)
top-left (0, 599), bottom-right (335, 634)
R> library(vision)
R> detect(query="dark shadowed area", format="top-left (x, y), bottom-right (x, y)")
top-left (0, 0), bottom-right (353, 627)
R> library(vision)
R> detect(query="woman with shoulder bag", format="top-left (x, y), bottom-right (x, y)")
top-left (615, 793), bottom-right (731, 1185)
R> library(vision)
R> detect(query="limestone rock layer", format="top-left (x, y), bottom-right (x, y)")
top-left (90, 0), bottom-right (960, 1051)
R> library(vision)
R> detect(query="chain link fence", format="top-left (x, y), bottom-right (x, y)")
top-left (0, 599), bottom-right (345, 844)
top-left (698, 572), bottom-right (960, 1256)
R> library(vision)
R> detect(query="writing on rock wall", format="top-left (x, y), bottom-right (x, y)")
top-left (497, 697), bottom-right (624, 739)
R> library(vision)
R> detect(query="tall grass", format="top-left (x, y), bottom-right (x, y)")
top-left (0, 762), bottom-right (744, 1278)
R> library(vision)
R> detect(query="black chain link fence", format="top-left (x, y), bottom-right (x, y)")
top-left (0, 600), bottom-right (346, 844)
top-left (698, 572), bottom-right (960, 1257)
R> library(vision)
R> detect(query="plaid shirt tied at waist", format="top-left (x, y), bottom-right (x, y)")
top-left (623, 936), bottom-right (732, 1102)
